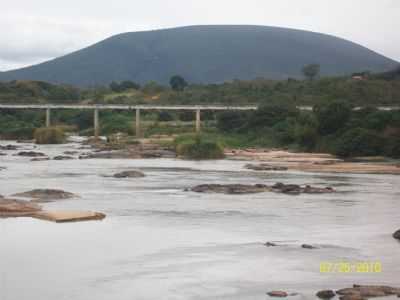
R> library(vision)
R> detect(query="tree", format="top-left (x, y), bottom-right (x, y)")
top-left (302, 64), bottom-right (320, 81)
top-left (170, 75), bottom-right (188, 91)
top-left (314, 101), bottom-right (352, 135)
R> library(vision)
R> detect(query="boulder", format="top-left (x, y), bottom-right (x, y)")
top-left (53, 155), bottom-right (74, 160)
top-left (113, 170), bottom-right (145, 178)
top-left (267, 291), bottom-right (288, 297)
top-left (316, 290), bottom-right (336, 299)
top-left (393, 230), bottom-right (400, 240)
top-left (265, 242), bottom-right (278, 247)
top-left (302, 244), bottom-right (318, 249)
top-left (16, 151), bottom-right (46, 157)
top-left (0, 198), bottom-right (42, 217)
top-left (0, 152), bottom-right (6, 156)
top-left (12, 189), bottom-right (77, 203)
top-left (245, 163), bottom-right (288, 171)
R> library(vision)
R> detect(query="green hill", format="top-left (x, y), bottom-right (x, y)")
top-left (0, 25), bottom-right (398, 86)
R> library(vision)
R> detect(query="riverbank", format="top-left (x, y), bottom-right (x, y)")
top-left (226, 148), bottom-right (400, 175)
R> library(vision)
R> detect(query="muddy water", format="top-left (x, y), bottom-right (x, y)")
top-left (1, 141), bottom-right (399, 300)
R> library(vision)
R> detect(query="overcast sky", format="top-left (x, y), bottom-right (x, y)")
top-left (1, 0), bottom-right (399, 71)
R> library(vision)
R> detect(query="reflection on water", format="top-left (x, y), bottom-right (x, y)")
top-left (1, 141), bottom-right (400, 300)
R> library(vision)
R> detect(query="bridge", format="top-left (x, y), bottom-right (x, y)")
top-left (0, 104), bottom-right (398, 138)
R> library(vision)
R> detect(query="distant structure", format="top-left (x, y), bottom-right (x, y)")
top-left (351, 71), bottom-right (370, 80)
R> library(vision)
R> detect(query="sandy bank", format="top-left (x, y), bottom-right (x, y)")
top-left (226, 149), bottom-right (400, 175)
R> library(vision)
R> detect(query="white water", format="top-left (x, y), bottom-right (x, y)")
top-left (1, 141), bottom-right (399, 300)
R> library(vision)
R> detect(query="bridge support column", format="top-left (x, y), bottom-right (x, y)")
top-left (136, 108), bottom-right (141, 138)
top-left (195, 109), bottom-right (201, 133)
top-left (46, 108), bottom-right (51, 127)
top-left (94, 108), bottom-right (99, 138)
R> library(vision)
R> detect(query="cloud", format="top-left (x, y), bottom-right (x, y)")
top-left (0, 0), bottom-right (399, 71)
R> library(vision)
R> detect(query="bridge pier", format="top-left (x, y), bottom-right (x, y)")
top-left (46, 108), bottom-right (51, 127)
top-left (195, 109), bottom-right (201, 133)
top-left (136, 108), bottom-right (141, 138)
top-left (94, 108), bottom-right (99, 138)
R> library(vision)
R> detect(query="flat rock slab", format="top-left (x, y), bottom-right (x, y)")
top-left (13, 189), bottom-right (77, 203)
top-left (32, 211), bottom-right (106, 223)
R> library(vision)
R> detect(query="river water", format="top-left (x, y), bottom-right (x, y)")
top-left (1, 140), bottom-right (399, 300)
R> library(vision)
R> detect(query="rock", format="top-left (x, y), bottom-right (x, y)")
top-left (16, 151), bottom-right (46, 157)
top-left (0, 152), bottom-right (6, 156)
top-left (0, 166), bottom-right (6, 171)
top-left (113, 170), bottom-right (145, 178)
top-left (31, 157), bottom-right (50, 162)
top-left (63, 151), bottom-right (79, 155)
top-left (12, 189), bottom-right (77, 203)
top-left (339, 295), bottom-right (364, 300)
top-left (191, 184), bottom-right (270, 194)
top-left (316, 290), bottom-right (336, 299)
top-left (393, 229), bottom-right (400, 240)
top-left (337, 285), bottom-right (400, 299)
top-left (301, 244), bottom-right (318, 249)
top-left (0, 198), bottom-right (42, 217)
top-left (0, 144), bottom-right (19, 150)
top-left (265, 242), bottom-right (278, 247)
top-left (267, 291), bottom-right (288, 297)
top-left (272, 183), bottom-right (302, 195)
top-left (245, 163), bottom-right (288, 171)
top-left (190, 183), bottom-right (335, 195)
top-left (32, 210), bottom-right (106, 223)
top-left (53, 155), bottom-right (74, 160)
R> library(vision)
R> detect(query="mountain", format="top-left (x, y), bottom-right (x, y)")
top-left (0, 25), bottom-right (398, 86)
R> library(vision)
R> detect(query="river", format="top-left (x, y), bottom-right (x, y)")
top-left (1, 140), bottom-right (399, 300)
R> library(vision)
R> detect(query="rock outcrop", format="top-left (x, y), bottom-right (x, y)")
top-left (190, 183), bottom-right (334, 195)
top-left (13, 189), bottom-right (77, 203)
top-left (113, 170), bottom-right (145, 178)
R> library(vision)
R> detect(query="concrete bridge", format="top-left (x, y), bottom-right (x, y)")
top-left (0, 104), bottom-right (258, 138)
top-left (0, 104), bottom-right (398, 138)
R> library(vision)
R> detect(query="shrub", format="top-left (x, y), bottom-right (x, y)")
top-left (334, 128), bottom-right (384, 157)
top-left (175, 134), bottom-right (225, 160)
top-left (34, 127), bottom-right (66, 144)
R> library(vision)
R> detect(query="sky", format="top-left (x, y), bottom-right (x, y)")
top-left (0, 0), bottom-right (399, 71)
